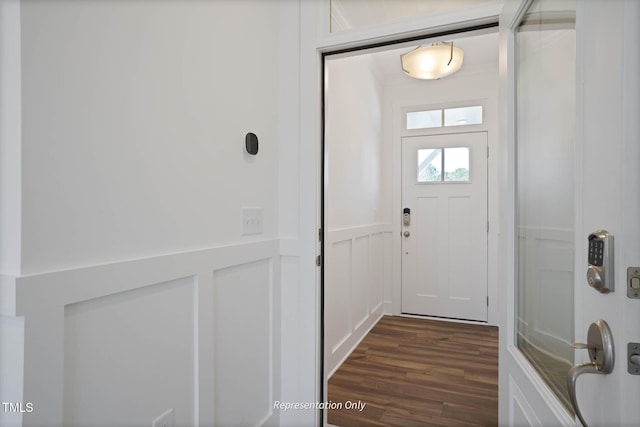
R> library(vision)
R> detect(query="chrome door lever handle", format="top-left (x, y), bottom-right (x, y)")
top-left (568, 363), bottom-right (600, 427)
top-left (566, 319), bottom-right (614, 427)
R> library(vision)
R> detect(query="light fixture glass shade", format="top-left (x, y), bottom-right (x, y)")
top-left (401, 43), bottom-right (464, 80)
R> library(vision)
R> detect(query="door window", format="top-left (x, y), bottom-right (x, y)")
top-left (406, 105), bottom-right (483, 131)
top-left (417, 147), bottom-right (470, 183)
top-left (515, 0), bottom-right (576, 414)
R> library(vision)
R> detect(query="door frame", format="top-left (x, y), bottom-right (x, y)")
top-left (301, 2), bottom-right (502, 426)
top-left (393, 98), bottom-right (499, 326)
top-left (306, 0), bottom-right (639, 426)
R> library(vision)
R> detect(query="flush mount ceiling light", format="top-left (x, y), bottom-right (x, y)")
top-left (401, 42), bottom-right (464, 80)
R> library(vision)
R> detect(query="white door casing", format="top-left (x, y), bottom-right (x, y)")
top-left (498, 0), bottom-right (640, 426)
top-left (401, 132), bottom-right (488, 321)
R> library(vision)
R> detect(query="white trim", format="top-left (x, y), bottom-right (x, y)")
top-left (508, 346), bottom-right (574, 426)
top-left (5, 239), bottom-right (282, 426)
top-left (0, 0), bottom-right (22, 277)
top-left (321, 3), bottom-right (502, 52)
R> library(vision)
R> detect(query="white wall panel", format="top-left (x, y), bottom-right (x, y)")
top-left (325, 52), bottom-right (384, 230)
top-left (214, 259), bottom-right (273, 427)
top-left (0, 314), bottom-right (24, 427)
top-left (369, 232), bottom-right (383, 314)
top-left (518, 228), bottom-right (573, 364)
top-left (510, 376), bottom-right (542, 427)
top-left (351, 236), bottom-right (370, 329)
top-left (5, 240), bottom-right (280, 427)
top-left (63, 276), bottom-right (196, 427)
top-left (326, 239), bottom-right (352, 354)
top-left (325, 225), bottom-right (388, 377)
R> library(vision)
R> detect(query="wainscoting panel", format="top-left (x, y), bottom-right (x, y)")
top-left (63, 276), bottom-right (196, 426)
top-left (4, 239), bottom-right (281, 427)
top-left (369, 232), bottom-right (383, 315)
top-left (510, 375), bottom-right (542, 427)
top-left (517, 227), bottom-right (574, 364)
top-left (213, 259), bottom-right (273, 427)
top-left (325, 224), bottom-right (391, 377)
top-left (351, 236), bottom-right (370, 330)
top-left (326, 239), bottom-right (352, 354)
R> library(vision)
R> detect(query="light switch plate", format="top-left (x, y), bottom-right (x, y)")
top-left (627, 267), bottom-right (640, 299)
top-left (241, 207), bottom-right (263, 235)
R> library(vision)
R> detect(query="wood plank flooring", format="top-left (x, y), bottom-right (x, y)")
top-left (327, 315), bottom-right (498, 427)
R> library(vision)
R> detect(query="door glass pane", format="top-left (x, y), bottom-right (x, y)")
top-left (444, 106), bottom-right (483, 126)
top-left (407, 110), bottom-right (442, 130)
top-left (516, 0), bottom-right (576, 414)
top-left (444, 147), bottom-right (470, 181)
top-left (417, 149), bottom-right (442, 182)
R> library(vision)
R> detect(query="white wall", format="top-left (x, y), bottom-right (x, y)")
top-left (325, 54), bottom-right (384, 228)
top-left (0, 1), bottom-right (297, 426)
top-left (381, 62), bottom-right (500, 324)
top-left (19, 0), bottom-right (279, 275)
top-left (324, 54), bottom-right (388, 376)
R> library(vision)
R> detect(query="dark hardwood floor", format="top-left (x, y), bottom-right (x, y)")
top-left (327, 315), bottom-right (499, 427)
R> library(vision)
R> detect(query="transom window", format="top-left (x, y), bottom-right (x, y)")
top-left (417, 147), bottom-right (470, 183)
top-left (407, 105), bottom-right (483, 130)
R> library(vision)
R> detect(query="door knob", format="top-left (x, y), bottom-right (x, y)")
top-left (567, 319), bottom-right (614, 427)
top-left (403, 231), bottom-right (410, 237)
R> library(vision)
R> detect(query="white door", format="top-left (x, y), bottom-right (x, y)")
top-left (401, 132), bottom-right (488, 321)
top-left (499, 0), bottom-right (640, 426)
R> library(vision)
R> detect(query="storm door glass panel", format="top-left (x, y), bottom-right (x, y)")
top-left (417, 149), bottom-right (442, 182)
top-left (516, 0), bottom-right (576, 414)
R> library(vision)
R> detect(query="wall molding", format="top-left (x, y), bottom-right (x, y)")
top-left (2, 239), bottom-right (283, 427)
top-left (324, 223), bottom-right (390, 377)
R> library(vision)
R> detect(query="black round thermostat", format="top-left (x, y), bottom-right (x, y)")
top-left (245, 133), bottom-right (258, 155)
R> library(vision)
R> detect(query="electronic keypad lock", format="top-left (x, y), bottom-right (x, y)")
top-left (587, 230), bottom-right (614, 293)
top-left (403, 208), bottom-right (410, 226)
